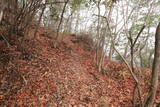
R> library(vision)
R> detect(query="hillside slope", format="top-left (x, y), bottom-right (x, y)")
top-left (0, 28), bottom-right (159, 107)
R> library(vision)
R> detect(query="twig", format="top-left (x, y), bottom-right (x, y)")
top-left (0, 34), bottom-right (10, 47)
top-left (22, 76), bottom-right (27, 85)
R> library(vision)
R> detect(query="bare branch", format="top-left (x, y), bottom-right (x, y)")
top-left (133, 25), bottom-right (146, 47)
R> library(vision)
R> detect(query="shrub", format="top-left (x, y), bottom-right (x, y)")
top-left (75, 34), bottom-right (94, 49)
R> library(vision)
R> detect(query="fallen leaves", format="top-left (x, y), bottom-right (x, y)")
top-left (0, 28), bottom-right (159, 106)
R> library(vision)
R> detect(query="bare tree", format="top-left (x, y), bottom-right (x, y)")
top-left (144, 21), bottom-right (160, 107)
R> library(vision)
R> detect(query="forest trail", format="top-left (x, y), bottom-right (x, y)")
top-left (0, 28), bottom-right (159, 107)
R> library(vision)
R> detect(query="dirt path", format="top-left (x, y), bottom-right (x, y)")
top-left (0, 33), bottom-right (145, 107)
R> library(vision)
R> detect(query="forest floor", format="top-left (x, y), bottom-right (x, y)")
top-left (0, 27), bottom-right (160, 107)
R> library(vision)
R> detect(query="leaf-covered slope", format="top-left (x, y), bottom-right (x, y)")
top-left (0, 28), bottom-right (159, 107)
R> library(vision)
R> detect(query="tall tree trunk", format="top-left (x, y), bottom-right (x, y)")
top-left (139, 27), bottom-right (150, 67)
top-left (128, 25), bottom-right (145, 107)
top-left (68, 14), bottom-right (73, 32)
top-left (148, 51), bottom-right (154, 68)
top-left (139, 49), bottom-right (143, 67)
top-left (98, 35), bottom-right (105, 72)
top-left (0, 10), bottom-right (3, 23)
top-left (34, 3), bottom-right (46, 38)
top-left (0, 0), bottom-right (5, 22)
top-left (145, 21), bottom-right (160, 107)
top-left (123, 41), bottom-right (129, 59)
top-left (96, 0), bottom-right (102, 72)
top-left (74, 9), bottom-right (80, 34)
top-left (56, 0), bottom-right (69, 39)
top-left (65, 9), bottom-right (74, 32)
top-left (109, 43), bottom-right (114, 60)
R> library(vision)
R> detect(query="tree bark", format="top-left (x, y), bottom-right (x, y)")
top-left (0, 10), bottom-right (3, 23)
top-left (34, 3), bottom-right (46, 38)
top-left (148, 51), bottom-right (154, 68)
top-left (0, 0), bottom-right (6, 23)
top-left (145, 21), bottom-right (160, 107)
top-left (123, 41), bottom-right (129, 59)
top-left (56, 0), bottom-right (69, 39)
top-left (109, 43), bottom-right (114, 60)
top-left (74, 9), bottom-right (80, 34)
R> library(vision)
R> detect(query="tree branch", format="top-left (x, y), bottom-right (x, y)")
top-left (133, 25), bottom-right (146, 47)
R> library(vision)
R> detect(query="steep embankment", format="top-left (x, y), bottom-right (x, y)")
top-left (0, 28), bottom-right (159, 107)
